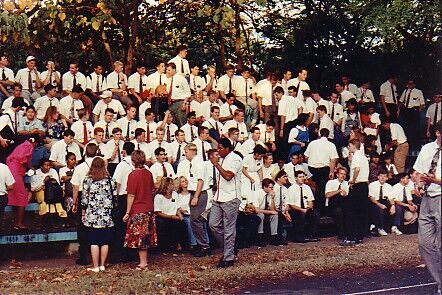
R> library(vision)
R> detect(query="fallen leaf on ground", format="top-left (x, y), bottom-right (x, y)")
top-left (416, 264), bottom-right (426, 268)
top-left (302, 270), bottom-right (316, 277)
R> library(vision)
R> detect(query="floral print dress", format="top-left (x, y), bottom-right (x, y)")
top-left (81, 176), bottom-right (117, 228)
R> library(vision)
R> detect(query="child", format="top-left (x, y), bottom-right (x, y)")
top-left (31, 158), bottom-right (67, 228)
top-left (176, 176), bottom-right (197, 250)
top-left (154, 177), bottom-right (188, 251)
top-left (383, 152), bottom-right (398, 176)
top-left (369, 152), bottom-right (381, 183)
top-left (390, 173), bottom-right (418, 235)
top-left (325, 167), bottom-right (349, 240)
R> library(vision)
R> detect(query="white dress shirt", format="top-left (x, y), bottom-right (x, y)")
top-left (219, 103), bottom-right (237, 118)
top-left (189, 74), bottom-right (206, 94)
top-left (168, 55), bottom-right (190, 76)
top-left (357, 87), bottom-right (375, 103)
top-left (86, 72), bottom-right (107, 93)
top-left (390, 123), bottom-right (407, 144)
top-left (256, 123), bottom-right (275, 143)
top-left (106, 71), bottom-right (128, 90)
top-left (128, 72), bottom-right (149, 93)
top-left (391, 183), bottom-right (413, 202)
top-left (33, 96), bottom-right (60, 120)
top-left (181, 123), bottom-right (198, 143)
top-left (304, 137), bottom-right (338, 168)
top-left (413, 141), bottom-right (441, 197)
top-left (287, 78), bottom-right (310, 99)
top-left (213, 151), bottom-right (243, 202)
top-left (70, 120), bottom-right (93, 143)
top-left (15, 68), bottom-right (40, 91)
top-left (58, 95), bottom-right (84, 120)
top-left (116, 117), bottom-right (138, 139)
top-left (193, 138), bottom-right (212, 161)
top-left (368, 181), bottom-right (393, 201)
top-left (150, 162), bottom-right (176, 181)
top-left (62, 71), bottom-right (87, 91)
top-left (92, 99), bottom-right (126, 121)
top-left (217, 74), bottom-right (241, 94)
top-left (278, 95), bottom-right (301, 122)
top-left (177, 157), bottom-right (209, 191)
top-left (40, 70), bottom-right (61, 87)
top-left (287, 183), bottom-right (314, 208)
top-left (325, 178), bottom-right (350, 206)
top-left (146, 72), bottom-right (167, 92)
top-left (380, 80), bottom-right (398, 104)
top-left (426, 102), bottom-right (441, 125)
top-left (399, 88), bottom-right (425, 108)
top-left (0, 163), bottom-right (15, 195)
top-left (349, 149), bottom-right (369, 183)
top-left (147, 140), bottom-right (172, 161)
top-left (135, 120), bottom-right (157, 141)
top-left (165, 74), bottom-right (191, 100)
top-left (113, 156), bottom-right (134, 195)
top-left (223, 120), bottom-right (248, 141)
top-left (49, 140), bottom-right (82, 166)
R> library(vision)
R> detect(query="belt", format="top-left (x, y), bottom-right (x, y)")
top-left (398, 141), bottom-right (408, 146)
top-left (405, 107), bottom-right (420, 110)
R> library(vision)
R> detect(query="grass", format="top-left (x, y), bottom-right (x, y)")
top-left (0, 234), bottom-right (422, 294)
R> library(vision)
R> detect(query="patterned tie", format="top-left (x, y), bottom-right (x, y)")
top-left (300, 186), bottom-right (305, 209)
top-left (83, 122), bottom-right (88, 144)
top-left (105, 123), bottom-right (109, 139)
top-left (166, 125), bottom-right (171, 143)
top-left (28, 70), bottom-right (33, 92)
top-left (162, 163), bottom-right (167, 177)
top-left (146, 123), bottom-right (150, 143)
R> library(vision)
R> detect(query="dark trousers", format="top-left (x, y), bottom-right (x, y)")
top-left (401, 108), bottom-right (420, 150)
top-left (393, 204), bottom-right (406, 227)
top-left (370, 199), bottom-right (390, 230)
top-left (288, 209), bottom-right (320, 240)
top-left (344, 183), bottom-right (369, 241)
top-left (327, 196), bottom-right (345, 237)
top-left (110, 195), bottom-right (127, 262)
top-left (156, 216), bottom-right (188, 250)
top-left (236, 212), bottom-right (261, 247)
top-left (277, 211), bottom-right (292, 241)
top-left (309, 166), bottom-right (329, 214)
top-left (0, 194), bottom-right (7, 231)
top-left (385, 103), bottom-right (399, 123)
top-left (75, 192), bottom-right (89, 262)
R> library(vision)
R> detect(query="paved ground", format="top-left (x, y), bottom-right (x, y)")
top-left (239, 266), bottom-right (437, 295)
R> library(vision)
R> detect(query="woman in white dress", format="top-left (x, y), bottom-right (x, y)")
top-left (241, 145), bottom-right (267, 199)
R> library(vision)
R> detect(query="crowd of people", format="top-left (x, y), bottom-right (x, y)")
top-left (0, 46), bottom-right (440, 291)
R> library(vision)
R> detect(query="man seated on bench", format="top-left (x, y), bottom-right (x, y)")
top-left (390, 173), bottom-right (418, 235)
top-left (31, 158), bottom-right (67, 228)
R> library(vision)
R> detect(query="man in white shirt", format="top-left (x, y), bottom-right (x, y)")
top-left (219, 93), bottom-right (237, 122)
top-left (58, 84), bottom-right (85, 124)
top-left (287, 67), bottom-right (309, 100)
top-left (256, 120), bottom-right (276, 151)
top-left (278, 86), bottom-right (302, 139)
top-left (255, 73), bottom-right (279, 126)
top-left (117, 105), bottom-right (138, 141)
top-left (94, 108), bottom-right (119, 141)
top-left (34, 85), bottom-right (59, 120)
top-left (240, 127), bottom-right (266, 156)
top-left (304, 128), bottom-right (339, 213)
top-left (127, 62), bottom-right (149, 107)
top-left (105, 127), bottom-right (124, 175)
top-left (189, 64), bottom-right (207, 98)
top-left (165, 62), bottom-right (192, 127)
top-left (177, 143), bottom-right (211, 257)
top-left (146, 61), bottom-right (166, 94)
top-left (312, 89), bottom-right (331, 118)
top-left (286, 170), bottom-right (320, 243)
top-left (236, 67), bottom-right (258, 127)
top-left (217, 64), bottom-right (240, 101)
top-left (70, 108), bottom-right (93, 149)
top-left (0, 55), bottom-right (15, 104)
top-left (193, 126), bottom-right (215, 161)
top-left (299, 90), bottom-right (317, 126)
top-left (131, 128), bottom-right (150, 160)
top-left (335, 82), bottom-right (356, 109)
top-left (368, 169), bottom-right (395, 236)
top-left (380, 73), bottom-right (399, 122)
top-left (181, 111), bottom-right (198, 143)
top-left (17, 105), bottom-right (45, 138)
top-left (201, 90), bottom-right (221, 121)
top-left (0, 97), bottom-right (27, 160)
top-left (341, 75), bottom-right (358, 97)
top-left (325, 167), bottom-right (349, 239)
top-left (399, 79), bottom-right (425, 151)
top-left (341, 138), bottom-right (370, 246)
top-left (49, 129), bottom-right (82, 168)
top-left (316, 105), bottom-right (334, 139)
top-left (329, 91), bottom-right (344, 127)
top-left (147, 127), bottom-right (172, 163)
top-left (168, 45), bottom-right (190, 77)
top-left (284, 153), bottom-right (311, 185)
top-left (170, 129), bottom-right (186, 170)
top-left (86, 64), bottom-right (106, 103)
top-left (357, 80), bottom-right (375, 106)
top-left (136, 108), bottom-right (157, 143)
top-left (223, 109), bottom-right (248, 143)
top-left (15, 56), bottom-right (42, 103)
top-left (40, 60), bottom-right (61, 91)
top-left (209, 138), bottom-right (242, 267)
top-left (92, 90), bottom-right (126, 122)
top-left (391, 173), bottom-right (418, 235)
top-left (280, 69), bottom-right (292, 94)
top-left (158, 110), bottom-right (178, 143)
top-left (150, 147), bottom-right (175, 183)
top-left (204, 65), bottom-right (218, 93)
top-left (202, 105), bottom-right (223, 142)
top-left (106, 61), bottom-right (132, 108)
top-left (413, 122), bottom-right (441, 293)
top-left (425, 94), bottom-right (441, 139)
top-left (0, 161), bottom-right (14, 230)
top-left (61, 62), bottom-right (92, 114)
top-left (382, 120), bottom-right (409, 173)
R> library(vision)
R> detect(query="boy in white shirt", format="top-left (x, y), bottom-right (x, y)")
top-left (150, 147), bottom-right (175, 184)
top-left (70, 108), bottom-right (93, 149)
top-left (391, 173), bottom-right (418, 235)
top-left (325, 167), bottom-right (349, 240)
top-left (92, 90), bottom-right (125, 122)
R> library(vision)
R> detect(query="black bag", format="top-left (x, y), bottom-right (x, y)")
top-left (44, 177), bottom-right (63, 204)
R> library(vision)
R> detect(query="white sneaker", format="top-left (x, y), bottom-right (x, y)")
top-left (391, 226), bottom-right (403, 235)
top-left (87, 267), bottom-right (100, 273)
top-left (378, 229), bottom-right (388, 236)
top-left (370, 224), bottom-right (375, 231)
top-left (99, 266), bottom-right (105, 271)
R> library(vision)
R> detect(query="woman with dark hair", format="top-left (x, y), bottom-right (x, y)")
top-left (6, 135), bottom-right (39, 230)
top-left (42, 106), bottom-right (68, 150)
top-left (287, 113), bottom-right (310, 159)
top-left (81, 157), bottom-right (116, 272)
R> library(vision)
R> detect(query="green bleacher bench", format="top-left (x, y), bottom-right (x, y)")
top-left (0, 231), bottom-right (77, 245)
top-left (4, 203), bottom-right (39, 213)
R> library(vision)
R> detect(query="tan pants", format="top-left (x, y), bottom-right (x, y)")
top-left (394, 142), bottom-right (409, 173)
top-left (35, 189), bottom-right (67, 218)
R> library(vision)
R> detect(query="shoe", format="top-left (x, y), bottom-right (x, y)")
top-left (369, 224), bottom-right (375, 231)
top-left (216, 260), bottom-right (234, 268)
top-left (269, 235), bottom-right (282, 246)
top-left (391, 226), bottom-right (403, 235)
top-left (75, 259), bottom-right (89, 266)
top-left (99, 266), bottom-right (105, 271)
top-left (307, 237), bottom-right (320, 242)
top-left (256, 234), bottom-right (267, 247)
top-left (292, 238), bottom-right (307, 243)
top-left (193, 248), bottom-right (211, 257)
top-left (87, 267), bottom-right (100, 273)
top-left (356, 239), bottom-right (363, 244)
top-left (370, 230), bottom-right (381, 237)
top-left (378, 229), bottom-right (388, 236)
top-left (339, 239), bottom-right (356, 247)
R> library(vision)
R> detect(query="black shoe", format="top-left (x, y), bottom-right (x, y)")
top-left (256, 234), bottom-right (267, 247)
top-left (216, 260), bottom-right (234, 268)
top-left (355, 239), bottom-right (363, 244)
top-left (307, 237), bottom-right (320, 242)
top-left (293, 238), bottom-right (307, 243)
top-left (75, 258), bottom-right (89, 265)
top-left (269, 235), bottom-right (281, 246)
top-left (280, 238), bottom-right (288, 246)
top-left (370, 230), bottom-right (381, 237)
top-left (194, 248), bottom-right (211, 257)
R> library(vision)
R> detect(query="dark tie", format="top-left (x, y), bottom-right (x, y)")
top-left (271, 85), bottom-right (276, 112)
top-left (96, 75), bottom-right (100, 92)
top-left (402, 187), bottom-right (407, 203)
top-left (117, 143), bottom-right (121, 162)
top-left (126, 121), bottom-right (130, 140)
top-left (14, 113), bottom-right (18, 132)
top-left (279, 186), bottom-right (283, 211)
top-left (159, 74), bottom-right (162, 85)
top-left (202, 142), bottom-right (206, 161)
top-left (245, 79), bottom-right (248, 99)
top-left (118, 74), bottom-right (121, 89)
top-left (215, 122), bottom-right (220, 134)
top-left (65, 144), bottom-right (69, 154)
top-left (433, 103), bottom-right (439, 127)
top-left (379, 185), bottom-right (383, 200)
top-left (162, 163), bottom-right (167, 177)
top-left (338, 94), bottom-right (342, 105)
top-left (139, 75), bottom-right (143, 93)
top-left (264, 132), bottom-right (267, 143)
top-left (296, 81), bottom-right (300, 91)
top-left (49, 72), bottom-right (53, 86)
top-left (49, 99), bottom-right (53, 107)
top-left (146, 123), bottom-right (150, 143)
top-left (300, 186), bottom-right (305, 209)
top-left (72, 74), bottom-right (77, 89)
top-left (1, 69), bottom-right (6, 81)
top-left (405, 89), bottom-right (412, 108)
top-left (83, 122), bottom-right (88, 144)
top-left (181, 59), bottom-right (185, 74)
top-left (212, 165), bottom-right (217, 192)
top-left (166, 126), bottom-right (171, 143)
top-left (228, 77), bottom-right (232, 94)
top-left (190, 127), bottom-right (194, 142)
top-left (391, 84), bottom-right (397, 103)
top-left (105, 123), bottom-right (109, 139)
top-left (331, 104), bottom-right (335, 120)
top-left (176, 144), bottom-right (182, 164)
top-left (168, 77), bottom-right (173, 105)
top-left (264, 193), bottom-right (270, 210)
top-left (28, 70), bottom-right (33, 92)
top-left (70, 99), bottom-right (75, 119)
top-left (189, 162), bottom-right (193, 178)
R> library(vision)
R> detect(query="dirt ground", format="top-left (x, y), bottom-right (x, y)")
top-left (0, 234), bottom-right (428, 294)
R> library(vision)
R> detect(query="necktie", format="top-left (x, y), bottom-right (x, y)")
top-left (296, 81), bottom-right (300, 91)
top-left (14, 113), bottom-right (18, 132)
top-left (229, 105), bottom-right (233, 115)
top-left (65, 144), bottom-right (69, 154)
top-left (190, 126), bottom-right (194, 142)
top-left (49, 72), bottom-right (53, 86)
top-left (245, 79), bottom-right (248, 99)
top-left (83, 122), bottom-right (88, 144)
top-left (139, 75), bottom-right (144, 93)
top-left (70, 99), bottom-right (75, 119)
top-left (215, 121), bottom-right (219, 134)
top-left (331, 104), bottom-right (335, 120)
top-left (193, 77), bottom-right (196, 92)
top-left (279, 186), bottom-right (283, 211)
top-left (118, 74), bottom-right (121, 89)
top-left (300, 186), bottom-right (305, 209)
top-left (1, 69), bottom-right (6, 81)
top-left (433, 103), bottom-right (439, 127)
top-left (159, 74), bottom-right (162, 85)
top-left (168, 77), bottom-right (173, 105)
top-left (405, 89), bottom-right (412, 108)
top-left (72, 74), bottom-right (77, 89)
top-left (116, 143), bottom-right (121, 162)
top-left (264, 132), bottom-right (267, 143)
top-left (189, 162), bottom-right (193, 178)
top-left (391, 84), bottom-right (397, 103)
top-left (176, 144), bottom-right (182, 163)
top-left (402, 187), bottom-right (407, 203)
top-left (271, 85), bottom-right (276, 112)
top-left (338, 94), bottom-right (342, 105)
top-left (166, 126), bottom-right (171, 143)
top-left (379, 185), bottom-right (383, 200)
top-left (49, 98), bottom-right (53, 107)
top-left (162, 163), bottom-right (167, 177)
top-left (212, 165), bottom-right (217, 192)
top-left (126, 121), bottom-right (130, 140)
top-left (202, 142), bottom-right (206, 161)
top-left (264, 193), bottom-right (269, 210)
top-left (159, 142), bottom-right (162, 148)
top-left (105, 123), bottom-right (109, 139)
top-left (96, 75), bottom-right (100, 92)
top-left (28, 70), bottom-right (33, 92)
top-left (146, 123), bottom-right (150, 143)
top-left (228, 77), bottom-right (232, 94)
top-left (429, 147), bottom-right (441, 174)
top-left (181, 59), bottom-right (184, 74)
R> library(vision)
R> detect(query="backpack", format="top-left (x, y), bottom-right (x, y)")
top-left (44, 177), bottom-right (63, 205)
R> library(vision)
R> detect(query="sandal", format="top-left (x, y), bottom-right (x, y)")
top-left (135, 265), bottom-right (148, 271)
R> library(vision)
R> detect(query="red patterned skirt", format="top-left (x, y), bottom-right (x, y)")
top-left (124, 212), bottom-right (158, 249)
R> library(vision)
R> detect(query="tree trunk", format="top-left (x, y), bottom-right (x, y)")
top-left (101, 31), bottom-right (113, 66)
top-left (126, 11), bottom-right (139, 75)
top-left (233, 1), bottom-right (243, 70)
top-left (219, 37), bottom-right (227, 71)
